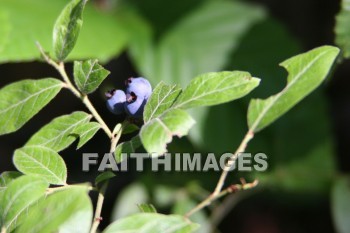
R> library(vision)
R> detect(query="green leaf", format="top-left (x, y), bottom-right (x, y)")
top-left (0, 175), bottom-right (48, 231)
top-left (73, 59), bottom-right (110, 94)
top-left (17, 187), bottom-right (93, 233)
top-left (53, 0), bottom-right (87, 61)
top-left (332, 177), bottom-right (350, 233)
top-left (0, 171), bottom-right (22, 188)
top-left (0, 11), bottom-right (10, 53)
top-left (26, 111), bottom-right (91, 152)
top-left (247, 46), bottom-right (340, 132)
top-left (115, 136), bottom-right (142, 163)
top-left (72, 121), bottom-right (101, 149)
top-left (104, 213), bottom-right (198, 233)
top-left (122, 123), bottom-right (140, 135)
top-left (13, 146), bottom-right (67, 185)
top-left (173, 71), bottom-right (260, 109)
top-left (0, 0), bottom-right (127, 63)
top-left (140, 109), bottom-right (195, 155)
top-left (95, 171), bottom-right (115, 187)
top-left (0, 78), bottom-right (62, 135)
top-left (111, 183), bottom-right (149, 221)
top-left (137, 204), bottom-right (157, 213)
top-left (128, 1), bottom-right (265, 85)
top-left (335, 0), bottom-right (350, 58)
top-left (143, 82), bottom-right (182, 123)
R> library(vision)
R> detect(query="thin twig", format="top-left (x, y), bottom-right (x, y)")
top-left (36, 42), bottom-right (113, 138)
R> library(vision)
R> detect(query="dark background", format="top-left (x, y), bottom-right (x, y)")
top-left (0, 0), bottom-right (349, 232)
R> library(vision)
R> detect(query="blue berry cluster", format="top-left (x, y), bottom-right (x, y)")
top-left (106, 77), bottom-right (152, 118)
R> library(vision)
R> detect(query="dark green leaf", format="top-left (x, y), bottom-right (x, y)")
top-left (53, 0), bottom-right (87, 61)
top-left (95, 171), bottom-right (115, 187)
top-left (72, 121), bottom-right (101, 149)
top-left (17, 187), bottom-right (93, 233)
top-left (73, 59), bottom-right (110, 94)
top-left (143, 82), bottom-right (182, 123)
top-left (248, 46), bottom-right (339, 132)
top-left (335, 0), bottom-right (350, 58)
top-left (115, 136), bottom-right (142, 163)
top-left (137, 204), bottom-right (157, 213)
top-left (13, 146), bottom-right (67, 185)
top-left (0, 175), bottom-right (48, 231)
top-left (173, 71), bottom-right (260, 109)
top-left (140, 109), bottom-right (195, 155)
top-left (0, 78), bottom-right (62, 135)
top-left (332, 177), bottom-right (350, 233)
top-left (26, 111), bottom-right (91, 151)
top-left (122, 123), bottom-right (140, 135)
top-left (104, 213), bottom-right (199, 233)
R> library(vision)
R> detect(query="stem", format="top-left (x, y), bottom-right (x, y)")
top-left (185, 130), bottom-right (255, 218)
top-left (36, 42), bottom-right (112, 138)
top-left (90, 125), bottom-right (123, 233)
top-left (1, 227), bottom-right (6, 233)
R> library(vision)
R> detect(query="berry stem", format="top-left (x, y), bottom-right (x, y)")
top-left (36, 42), bottom-right (113, 138)
top-left (184, 130), bottom-right (256, 218)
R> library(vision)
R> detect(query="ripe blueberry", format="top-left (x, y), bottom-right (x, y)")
top-left (125, 77), bottom-right (152, 100)
top-left (105, 89), bottom-right (126, 115)
top-left (124, 92), bottom-right (147, 118)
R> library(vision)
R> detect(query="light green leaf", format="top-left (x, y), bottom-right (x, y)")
top-left (0, 0), bottom-right (127, 63)
top-left (248, 46), bottom-right (340, 132)
top-left (73, 59), bottom-right (110, 94)
top-left (143, 82), bottom-right (182, 123)
top-left (332, 177), bottom-right (350, 233)
top-left (95, 171), bottom-right (115, 187)
top-left (115, 136), bottom-right (142, 163)
top-left (13, 146), bottom-right (67, 185)
top-left (72, 121), bottom-right (101, 149)
top-left (137, 204), bottom-right (157, 213)
top-left (335, 0), bottom-right (350, 58)
top-left (173, 71), bottom-right (260, 109)
top-left (0, 11), bottom-right (10, 53)
top-left (0, 171), bottom-right (22, 188)
top-left (26, 111), bottom-right (91, 152)
top-left (0, 175), bottom-right (48, 231)
top-left (17, 187), bottom-right (93, 233)
top-left (0, 78), bottom-right (63, 135)
top-left (111, 183), bottom-right (149, 221)
top-left (53, 0), bottom-right (87, 61)
top-left (104, 213), bottom-right (198, 233)
top-left (140, 109), bottom-right (195, 155)
top-left (128, 1), bottom-right (265, 86)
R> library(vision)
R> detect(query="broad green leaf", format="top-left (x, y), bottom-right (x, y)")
top-left (72, 121), bottom-right (101, 149)
top-left (53, 0), bottom-right (87, 61)
top-left (111, 183), bottom-right (149, 221)
top-left (115, 136), bottom-right (142, 163)
top-left (0, 11), bottom-right (10, 53)
top-left (0, 0), bottom-right (127, 63)
top-left (140, 109), bottom-right (195, 155)
top-left (143, 82), bottom-right (182, 123)
top-left (13, 146), bottom-right (67, 185)
top-left (0, 175), bottom-right (48, 231)
top-left (73, 59), bottom-right (110, 94)
top-left (173, 71), bottom-right (260, 109)
top-left (122, 123), bottom-right (140, 135)
top-left (335, 0), bottom-right (350, 58)
top-left (0, 171), bottom-right (22, 188)
top-left (104, 213), bottom-right (199, 233)
top-left (26, 111), bottom-right (91, 152)
top-left (95, 171), bottom-right (115, 187)
top-left (128, 1), bottom-right (265, 86)
top-left (17, 187), bottom-right (93, 233)
top-left (332, 177), bottom-right (350, 233)
top-left (248, 46), bottom-right (340, 132)
top-left (0, 78), bottom-right (62, 135)
top-left (137, 204), bottom-right (157, 213)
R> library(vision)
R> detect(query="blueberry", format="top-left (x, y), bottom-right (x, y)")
top-left (125, 77), bottom-right (152, 100)
top-left (105, 89), bottom-right (126, 115)
top-left (124, 93), bottom-right (147, 118)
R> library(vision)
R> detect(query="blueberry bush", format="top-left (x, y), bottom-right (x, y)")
top-left (0, 0), bottom-right (349, 232)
